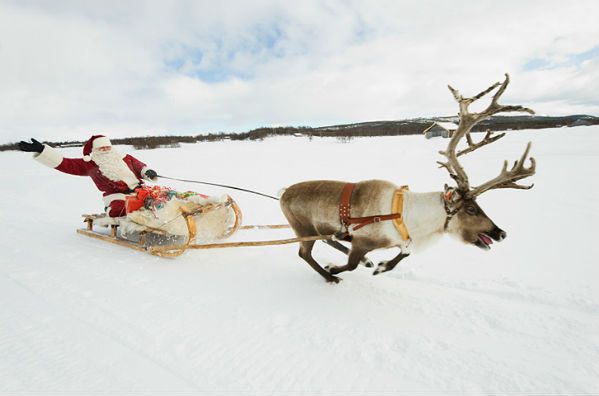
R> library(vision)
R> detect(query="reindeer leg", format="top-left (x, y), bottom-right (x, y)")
top-left (323, 240), bottom-right (374, 267)
top-left (298, 240), bottom-right (341, 284)
top-left (373, 252), bottom-right (410, 275)
top-left (326, 246), bottom-right (370, 275)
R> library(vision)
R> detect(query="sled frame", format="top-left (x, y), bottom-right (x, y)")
top-left (78, 197), bottom-right (244, 257)
top-left (77, 211), bottom-right (331, 258)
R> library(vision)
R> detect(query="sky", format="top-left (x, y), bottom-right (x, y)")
top-left (1, 0), bottom-right (598, 143)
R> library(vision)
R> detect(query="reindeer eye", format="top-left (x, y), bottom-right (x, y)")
top-left (465, 205), bottom-right (477, 215)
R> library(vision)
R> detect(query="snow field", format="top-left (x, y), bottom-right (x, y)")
top-left (1, 126), bottom-right (598, 394)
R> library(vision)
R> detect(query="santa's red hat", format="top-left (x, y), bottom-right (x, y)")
top-left (83, 135), bottom-right (112, 161)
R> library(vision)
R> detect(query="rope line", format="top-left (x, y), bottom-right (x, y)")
top-left (158, 175), bottom-right (280, 201)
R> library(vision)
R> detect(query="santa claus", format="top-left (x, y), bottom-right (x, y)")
top-left (19, 135), bottom-right (158, 217)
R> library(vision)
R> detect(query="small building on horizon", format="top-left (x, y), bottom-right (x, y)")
top-left (423, 121), bottom-right (458, 139)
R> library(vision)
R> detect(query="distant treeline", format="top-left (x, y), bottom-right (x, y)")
top-left (1, 114), bottom-right (597, 151)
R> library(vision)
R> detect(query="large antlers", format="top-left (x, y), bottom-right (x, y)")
top-left (437, 73), bottom-right (536, 198)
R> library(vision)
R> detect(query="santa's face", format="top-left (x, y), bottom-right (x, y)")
top-left (91, 147), bottom-right (120, 164)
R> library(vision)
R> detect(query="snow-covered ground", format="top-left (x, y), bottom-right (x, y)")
top-left (1, 126), bottom-right (598, 394)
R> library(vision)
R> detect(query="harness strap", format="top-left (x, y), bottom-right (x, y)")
top-left (392, 186), bottom-right (410, 240)
top-left (442, 189), bottom-right (462, 230)
top-left (338, 183), bottom-right (355, 227)
top-left (347, 213), bottom-right (402, 231)
top-left (339, 183), bottom-right (410, 240)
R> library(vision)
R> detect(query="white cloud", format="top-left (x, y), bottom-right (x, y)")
top-left (1, 0), bottom-right (598, 142)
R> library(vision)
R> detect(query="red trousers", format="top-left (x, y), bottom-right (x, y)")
top-left (107, 200), bottom-right (127, 217)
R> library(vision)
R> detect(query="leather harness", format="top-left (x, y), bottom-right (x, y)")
top-left (441, 188), bottom-right (462, 231)
top-left (338, 183), bottom-right (410, 241)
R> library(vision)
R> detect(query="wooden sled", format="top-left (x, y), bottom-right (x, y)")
top-left (78, 197), bottom-right (244, 257)
top-left (77, 203), bottom-right (333, 258)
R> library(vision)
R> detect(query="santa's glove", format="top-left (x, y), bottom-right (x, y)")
top-left (144, 169), bottom-right (158, 181)
top-left (18, 138), bottom-right (44, 153)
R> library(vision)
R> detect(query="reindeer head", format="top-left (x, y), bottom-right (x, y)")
top-left (438, 74), bottom-right (536, 250)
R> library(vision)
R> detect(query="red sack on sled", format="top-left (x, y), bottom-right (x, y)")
top-left (125, 187), bottom-right (151, 214)
top-left (125, 185), bottom-right (211, 215)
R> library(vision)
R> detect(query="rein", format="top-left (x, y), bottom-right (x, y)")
top-left (157, 174), bottom-right (280, 201)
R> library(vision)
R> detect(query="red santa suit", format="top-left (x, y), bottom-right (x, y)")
top-left (33, 135), bottom-right (153, 217)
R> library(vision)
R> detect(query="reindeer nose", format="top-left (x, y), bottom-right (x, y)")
top-left (498, 230), bottom-right (507, 241)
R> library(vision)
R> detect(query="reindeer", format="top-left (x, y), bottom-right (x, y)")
top-left (280, 74), bottom-right (536, 283)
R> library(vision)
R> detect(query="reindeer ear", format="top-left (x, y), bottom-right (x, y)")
top-left (443, 185), bottom-right (461, 203)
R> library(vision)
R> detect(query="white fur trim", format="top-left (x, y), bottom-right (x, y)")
top-left (83, 155), bottom-right (91, 162)
top-left (34, 145), bottom-right (63, 168)
top-left (93, 216), bottom-right (122, 226)
top-left (92, 136), bottom-right (111, 149)
top-left (102, 193), bottom-right (131, 206)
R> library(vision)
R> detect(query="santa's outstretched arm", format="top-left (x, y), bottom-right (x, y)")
top-left (19, 138), bottom-right (91, 176)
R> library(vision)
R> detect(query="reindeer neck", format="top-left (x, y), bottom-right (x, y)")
top-left (402, 191), bottom-right (446, 242)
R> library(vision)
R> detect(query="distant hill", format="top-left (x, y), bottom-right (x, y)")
top-left (313, 114), bottom-right (599, 136)
top-left (2, 114), bottom-right (598, 151)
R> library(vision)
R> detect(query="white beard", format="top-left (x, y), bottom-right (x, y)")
top-left (91, 149), bottom-right (140, 189)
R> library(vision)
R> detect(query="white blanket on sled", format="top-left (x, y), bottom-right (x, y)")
top-left (119, 194), bottom-right (235, 241)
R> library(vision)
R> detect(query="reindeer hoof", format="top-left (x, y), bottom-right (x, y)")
top-left (373, 261), bottom-right (388, 275)
top-left (325, 264), bottom-right (341, 275)
top-left (362, 259), bottom-right (374, 268)
top-left (326, 275), bottom-right (342, 284)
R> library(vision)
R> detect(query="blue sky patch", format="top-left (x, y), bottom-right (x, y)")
top-left (569, 44), bottom-right (599, 64)
top-left (163, 23), bottom-right (286, 83)
top-left (524, 44), bottom-right (599, 71)
top-left (523, 58), bottom-right (551, 71)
